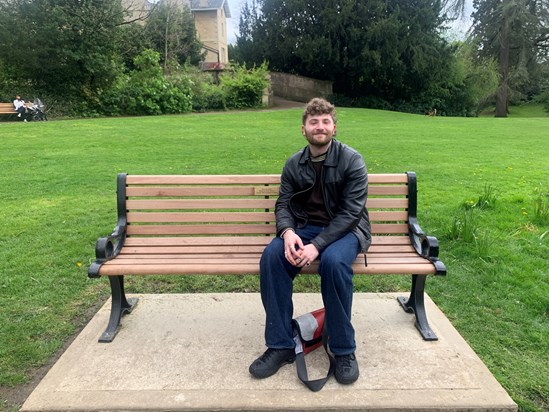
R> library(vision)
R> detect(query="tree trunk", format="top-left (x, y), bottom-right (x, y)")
top-left (495, 11), bottom-right (510, 117)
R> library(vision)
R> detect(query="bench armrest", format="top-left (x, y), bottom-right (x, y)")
top-left (88, 224), bottom-right (127, 278)
top-left (409, 218), bottom-right (446, 275)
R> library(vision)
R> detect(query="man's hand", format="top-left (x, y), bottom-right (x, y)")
top-left (282, 230), bottom-right (319, 267)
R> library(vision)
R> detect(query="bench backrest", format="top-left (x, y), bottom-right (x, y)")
top-left (0, 103), bottom-right (15, 113)
top-left (117, 173), bottom-right (418, 239)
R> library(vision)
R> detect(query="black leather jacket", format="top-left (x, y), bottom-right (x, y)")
top-left (275, 139), bottom-right (372, 253)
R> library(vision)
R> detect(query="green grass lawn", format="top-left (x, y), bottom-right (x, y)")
top-left (0, 108), bottom-right (548, 411)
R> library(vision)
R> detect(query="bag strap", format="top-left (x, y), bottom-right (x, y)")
top-left (294, 321), bottom-right (335, 392)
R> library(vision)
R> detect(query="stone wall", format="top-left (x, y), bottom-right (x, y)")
top-left (270, 72), bottom-right (333, 103)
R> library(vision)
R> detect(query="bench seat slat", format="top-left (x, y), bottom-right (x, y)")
top-left (120, 246), bottom-right (269, 254)
top-left (124, 236), bottom-right (272, 246)
top-left (114, 251), bottom-right (422, 259)
top-left (118, 244), bottom-right (417, 255)
top-left (104, 256), bottom-right (429, 265)
top-left (98, 262), bottom-right (437, 276)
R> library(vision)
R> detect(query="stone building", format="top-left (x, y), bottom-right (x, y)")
top-left (121, 0), bottom-right (231, 70)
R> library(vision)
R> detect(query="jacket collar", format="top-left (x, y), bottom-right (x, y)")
top-left (298, 139), bottom-right (340, 166)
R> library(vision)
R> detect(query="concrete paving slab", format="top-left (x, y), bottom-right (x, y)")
top-left (21, 293), bottom-right (517, 412)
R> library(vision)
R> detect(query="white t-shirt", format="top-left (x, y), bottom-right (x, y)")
top-left (13, 99), bottom-right (25, 110)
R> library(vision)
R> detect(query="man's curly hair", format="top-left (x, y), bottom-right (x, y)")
top-left (302, 97), bottom-right (337, 125)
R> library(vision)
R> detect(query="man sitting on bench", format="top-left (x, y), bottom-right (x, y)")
top-left (249, 98), bottom-right (371, 385)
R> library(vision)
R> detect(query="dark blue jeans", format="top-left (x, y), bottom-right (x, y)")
top-left (259, 225), bottom-right (360, 355)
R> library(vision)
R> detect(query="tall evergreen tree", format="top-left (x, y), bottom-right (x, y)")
top-left (471, 0), bottom-right (549, 116)
top-left (236, 0), bottom-right (457, 108)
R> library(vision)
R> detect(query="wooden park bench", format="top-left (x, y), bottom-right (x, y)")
top-left (89, 172), bottom-right (446, 343)
top-left (0, 102), bottom-right (16, 117)
top-left (0, 101), bottom-right (35, 119)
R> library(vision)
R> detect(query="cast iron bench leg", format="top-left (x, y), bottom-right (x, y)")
top-left (99, 275), bottom-right (138, 343)
top-left (397, 274), bottom-right (438, 341)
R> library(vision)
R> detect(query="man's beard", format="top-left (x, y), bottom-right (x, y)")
top-left (305, 132), bottom-right (333, 148)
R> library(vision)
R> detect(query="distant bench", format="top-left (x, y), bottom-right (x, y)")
top-left (0, 101), bottom-right (34, 119)
top-left (0, 102), bottom-right (15, 117)
top-left (88, 172), bottom-right (446, 343)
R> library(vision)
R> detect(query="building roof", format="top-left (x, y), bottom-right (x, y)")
top-left (190, 0), bottom-right (231, 17)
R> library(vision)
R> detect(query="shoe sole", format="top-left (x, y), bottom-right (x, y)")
top-left (249, 356), bottom-right (295, 379)
top-left (335, 368), bottom-right (359, 385)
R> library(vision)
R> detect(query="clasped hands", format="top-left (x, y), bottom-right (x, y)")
top-left (282, 229), bottom-right (319, 268)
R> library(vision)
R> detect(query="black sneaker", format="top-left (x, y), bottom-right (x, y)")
top-left (334, 353), bottom-right (359, 384)
top-left (249, 348), bottom-right (295, 379)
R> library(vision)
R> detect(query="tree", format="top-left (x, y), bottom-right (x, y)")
top-left (144, 0), bottom-right (203, 72)
top-left (235, 0), bottom-right (461, 110)
top-left (0, 0), bottom-right (126, 100)
top-left (471, 0), bottom-right (549, 117)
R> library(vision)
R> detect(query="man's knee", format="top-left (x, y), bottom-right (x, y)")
top-left (321, 248), bottom-right (349, 270)
top-left (261, 238), bottom-right (284, 262)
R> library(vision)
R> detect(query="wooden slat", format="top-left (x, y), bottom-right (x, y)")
top-left (123, 236), bottom-right (272, 246)
top-left (126, 174), bottom-right (409, 185)
top-left (254, 186), bottom-right (279, 196)
top-left (369, 211), bottom-right (408, 221)
top-left (127, 211), bottom-right (407, 224)
top-left (105, 256), bottom-right (428, 266)
top-left (119, 245), bottom-right (270, 254)
top-left (367, 244), bottom-right (416, 253)
top-left (126, 224), bottom-right (276, 236)
top-left (371, 224), bottom-right (409, 234)
top-left (370, 236), bottom-right (411, 245)
top-left (127, 175), bottom-right (281, 185)
top-left (126, 223), bottom-right (409, 236)
top-left (114, 252), bottom-right (422, 260)
top-left (117, 243), bottom-right (416, 255)
top-left (122, 235), bottom-right (412, 247)
top-left (366, 198), bottom-right (408, 208)
top-left (126, 184), bottom-right (408, 198)
top-left (368, 174), bottom-right (408, 184)
top-left (126, 198), bottom-right (277, 210)
top-left (126, 186), bottom-right (263, 197)
top-left (368, 186), bottom-right (408, 196)
top-left (127, 212), bottom-right (275, 223)
top-left (98, 261), bottom-right (435, 276)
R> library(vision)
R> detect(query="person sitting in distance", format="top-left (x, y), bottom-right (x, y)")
top-left (13, 95), bottom-right (28, 119)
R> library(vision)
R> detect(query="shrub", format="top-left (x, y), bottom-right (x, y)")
top-left (221, 62), bottom-right (269, 109)
top-left (100, 50), bottom-right (192, 116)
top-left (192, 82), bottom-right (226, 112)
top-left (186, 67), bottom-right (226, 112)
